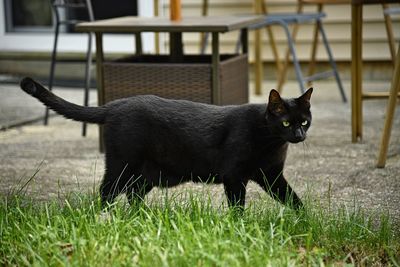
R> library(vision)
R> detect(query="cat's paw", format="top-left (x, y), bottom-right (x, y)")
top-left (97, 211), bottom-right (113, 223)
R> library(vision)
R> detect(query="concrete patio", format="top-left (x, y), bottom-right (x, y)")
top-left (0, 79), bottom-right (399, 224)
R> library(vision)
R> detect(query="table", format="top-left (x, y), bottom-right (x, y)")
top-left (76, 15), bottom-right (264, 106)
top-left (351, 0), bottom-right (400, 142)
top-left (76, 15), bottom-right (265, 150)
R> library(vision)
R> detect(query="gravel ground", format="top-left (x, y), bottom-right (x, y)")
top-left (0, 80), bottom-right (399, 225)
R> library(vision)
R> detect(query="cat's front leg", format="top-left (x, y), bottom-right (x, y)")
top-left (254, 165), bottom-right (303, 209)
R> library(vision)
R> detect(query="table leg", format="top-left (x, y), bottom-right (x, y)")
top-left (211, 32), bottom-right (220, 105)
top-left (170, 32), bottom-right (183, 62)
top-left (95, 33), bottom-right (105, 152)
top-left (135, 33), bottom-right (142, 56)
top-left (241, 28), bottom-right (248, 54)
top-left (351, 4), bottom-right (363, 142)
top-left (377, 44), bottom-right (400, 168)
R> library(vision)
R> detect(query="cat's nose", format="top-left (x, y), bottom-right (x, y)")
top-left (293, 128), bottom-right (305, 142)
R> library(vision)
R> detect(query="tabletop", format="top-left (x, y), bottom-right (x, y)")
top-left (75, 15), bottom-right (266, 33)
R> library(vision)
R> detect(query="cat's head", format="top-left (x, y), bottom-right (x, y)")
top-left (265, 88), bottom-right (313, 143)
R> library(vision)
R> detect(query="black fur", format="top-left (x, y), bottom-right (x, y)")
top-left (20, 77), bottom-right (313, 209)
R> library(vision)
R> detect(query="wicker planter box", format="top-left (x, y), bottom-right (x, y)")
top-left (102, 54), bottom-right (248, 105)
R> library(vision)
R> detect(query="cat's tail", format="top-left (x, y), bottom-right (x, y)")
top-left (20, 77), bottom-right (106, 124)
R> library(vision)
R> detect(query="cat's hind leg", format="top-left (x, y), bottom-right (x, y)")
top-left (223, 178), bottom-right (248, 211)
top-left (100, 157), bottom-right (134, 208)
top-left (125, 177), bottom-right (153, 205)
top-left (125, 161), bottom-right (161, 206)
top-left (126, 162), bottom-right (185, 206)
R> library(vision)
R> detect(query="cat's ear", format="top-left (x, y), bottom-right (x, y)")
top-left (268, 89), bottom-right (285, 115)
top-left (299, 87), bottom-right (313, 102)
top-left (298, 87), bottom-right (313, 108)
top-left (269, 89), bottom-right (282, 103)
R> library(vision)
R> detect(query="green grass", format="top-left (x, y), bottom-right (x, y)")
top-left (1, 190), bottom-right (399, 267)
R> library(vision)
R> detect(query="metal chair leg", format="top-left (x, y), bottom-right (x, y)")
top-left (278, 21), bottom-right (306, 94)
top-left (276, 3), bottom-right (304, 93)
top-left (46, 15), bottom-right (60, 125)
top-left (318, 19), bottom-right (347, 102)
top-left (82, 32), bottom-right (92, 137)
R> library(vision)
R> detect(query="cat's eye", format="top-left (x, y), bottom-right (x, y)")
top-left (301, 120), bottom-right (308, 126)
top-left (282, 121), bottom-right (290, 127)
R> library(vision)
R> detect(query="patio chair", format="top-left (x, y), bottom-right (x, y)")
top-left (247, 12), bottom-right (347, 101)
top-left (46, 0), bottom-right (142, 136)
top-left (276, 0), bottom-right (399, 94)
top-left (274, 0), bottom-right (349, 96)
top-left (274, 0), bottom-right (398, 99)
top-left (46, 0), bottom-right (94, 136)
top-left (253, 0), bottom-right (348, 101)
top-left (199, 0), bottom-right (347, 101)
top-left (377, 6), bottom-right (400, 168)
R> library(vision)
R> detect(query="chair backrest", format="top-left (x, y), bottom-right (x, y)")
top-left (52, 0), bottom-right (138, 22)
top-left (52, 0), bottom-right (89, 9)
top-left (51, 0), bottom-right (94, 30)
top-left (90, 0), bottom-right (137, 20)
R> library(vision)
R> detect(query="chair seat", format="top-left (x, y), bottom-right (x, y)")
top-left (249, 12), bottom-right (326, 29)
top-left (59, 19), bottom-right (88, 25)
top-left (384, 7), bottom-right (400, 15)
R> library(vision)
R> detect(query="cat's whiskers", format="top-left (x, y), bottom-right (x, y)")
top-left (301, 141), bottom-right (311, 161)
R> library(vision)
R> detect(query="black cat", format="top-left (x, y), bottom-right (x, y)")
top-left (20, 77), bottom-right (312, 209)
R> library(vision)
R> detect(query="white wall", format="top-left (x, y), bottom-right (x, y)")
top-left (0, 0), bottom-right (155, 53)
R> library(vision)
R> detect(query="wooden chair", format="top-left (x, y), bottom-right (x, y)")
top-left (289, 1), bottom-right (398, 87)
top-left (351, 1), bottom-right (399, 142)
top-left (377, 43), bottom-right (400, 168)
top-left (376, 6), bottom-right (400, 167)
